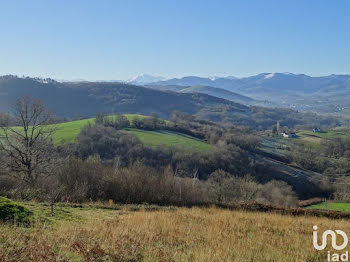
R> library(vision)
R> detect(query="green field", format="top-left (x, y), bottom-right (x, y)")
top-left (0, 116), bottom-right (96, 144)
top-left (307, 202), bottom-right (350, 212)
top-left (51, 114), bottom-right (147, 144)
top-left (125, 128), bottom-right (211, 152)
top-left (297, 130), bottom-right (350, 139)
top-left (260, 128), bottom-right (350, 158)
top-left (51, 118), bottom-right (94, 144)
top-left (1, 114), bottom-right (211, 152)
top-left (296, 129), bottom-right (350, 150)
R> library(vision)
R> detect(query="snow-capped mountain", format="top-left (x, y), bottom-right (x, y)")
top-left (147, 73), bottom-right (350, 113)
top-left (150, 73), bottom-right (350, 94)
top-left (127, 74), bottom-right (166, 85)
top-left (209, 76), bottom-right (237, 81)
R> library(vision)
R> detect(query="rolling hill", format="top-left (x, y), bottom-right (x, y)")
top-left (0, 112), bottom-right (329, 198)
top-left (179, 85), bottom-right (255, 104)
top-left (147, 84), bottom-right (255, 105)
top-left (0, 75), bottom-right (248, 119)
top-left (52, 114), bottom-right (211, 152)
top-left (1, 113), bottom-right (211, 152)
top-left (0, 75), bottom-right (341, 130)
top-left (124, 128), bottom-right (211, 152)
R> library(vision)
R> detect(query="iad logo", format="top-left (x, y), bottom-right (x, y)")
top-left (313, 225), bottom-right (349, 261)
top-left (313, 225), bottom-right (348, 251)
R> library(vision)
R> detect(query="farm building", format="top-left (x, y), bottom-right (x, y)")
top-left (282, 131), bottom-right (297, 138)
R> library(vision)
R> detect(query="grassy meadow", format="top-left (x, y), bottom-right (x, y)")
top-left (125, 128), bottom-right (211, 152)
top-left (50, 114), bottom-right (147, 144)
top-left (1, 114), bottom-right (211, 152)
top-left (0, 202), bottom-right (343, 262)
top-left (297, 130), bottom-right (350, 140)
top-left (308, 202), bottom-right (350, 212)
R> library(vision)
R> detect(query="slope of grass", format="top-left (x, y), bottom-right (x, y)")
top-left (307, 202), bottom-right (350, 212)
top-left (1, 114), bottom-right (211, 152)
top-left (0, 117), bottom-right (95, 144)
top-left (51, 114), bottom-right (147, 144)
top-left (295, 129), bottom-right (350, 151)
top-left (124, 128), bottom-right (211, 152)
top-left (179, 85), bottom-right (255, 103)
top-left (50, 114), bottom-right (210, 152)
top-left (0, 202), bottom-right (344, 261)
top-left (51, 118), bottom-right (94, 144)
top-left (297, 130), bottom-right (350, 139)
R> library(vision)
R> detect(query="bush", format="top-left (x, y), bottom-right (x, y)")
top-left (256, 180), bottom-right (298, 208)
top-left (208, 170), bottom-right (259, 204)
top-left (0, 197), bottom-right (33, 224)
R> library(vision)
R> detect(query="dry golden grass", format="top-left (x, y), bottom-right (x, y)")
top-left (0, 205), bottom-right (348, 261)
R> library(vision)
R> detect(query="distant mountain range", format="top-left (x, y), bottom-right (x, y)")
top-left (143, 73), bottom-right (350, 114)
top-left (147, 73), bottom-right (350, 93)
top-left (0, 75), bottom-right (338, 129)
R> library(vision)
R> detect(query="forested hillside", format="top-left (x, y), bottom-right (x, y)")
top-left (0, 75), bottom-right (340, 129)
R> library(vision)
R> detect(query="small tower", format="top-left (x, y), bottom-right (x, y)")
top-left (276, 121), bottom-right (280, 133)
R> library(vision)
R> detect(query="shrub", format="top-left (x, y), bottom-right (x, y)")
top-left (208, 170), bottom-right (259, 204)
top-left (0, 197), bottom-right (33, 224)
top-left (256, 180), bottom-right (298, 208)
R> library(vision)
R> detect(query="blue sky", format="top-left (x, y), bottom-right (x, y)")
top-left (0, 0), bottom-right (349, 80)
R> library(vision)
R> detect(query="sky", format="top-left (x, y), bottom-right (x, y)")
top-left (0, 0), bottom-right (350, 81)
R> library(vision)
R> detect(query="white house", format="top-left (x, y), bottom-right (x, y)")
top-left (282, 131), bottom-right (297, 138)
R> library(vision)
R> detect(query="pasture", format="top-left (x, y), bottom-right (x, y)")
top-left (0, 202), bottom-right (341, 261)
top-left (307, 202), bottom-right (350, 212)
top-left (1, 114), bottom-right (211, 152)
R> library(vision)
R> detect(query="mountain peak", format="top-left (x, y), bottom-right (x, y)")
top-left (264, 73), bottom-right (275, 79)
top-left (210, 76), bottom-right (237, 81)
top-left (127, 74), bottom-right (166, 85)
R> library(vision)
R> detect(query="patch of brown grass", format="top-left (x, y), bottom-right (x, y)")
top-left (0, 206), bottom-right (347, 261)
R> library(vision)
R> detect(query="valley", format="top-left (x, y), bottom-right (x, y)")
top-left (2, 75), bottom-right (350, 262)
top-left (2, 2), bottom-right (350, 261)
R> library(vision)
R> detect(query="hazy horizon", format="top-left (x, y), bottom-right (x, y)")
top-left (4, 71), bottom-right (350, 83)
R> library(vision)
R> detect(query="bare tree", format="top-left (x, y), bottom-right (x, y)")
top-left (41, 175), bottom-right (66, 216)
top-left (0, 97), bottom-right (56, 185)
